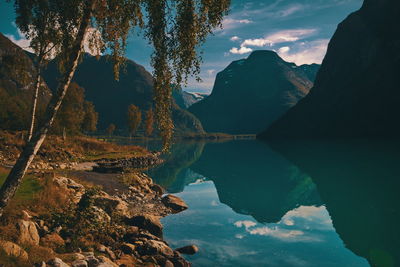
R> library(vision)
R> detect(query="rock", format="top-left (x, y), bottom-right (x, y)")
top-left (121, 243), bottom-right (136, 254)
top-left (170, 256), bottom-right (191, 267)
top-left (85, 255), bottom-right (100, 267)
top-left (115, 255), bottom-right (140, 267)
top-left (95, 245), bottom-right (106, 254)
top-left (126, 215), bottom-right (163, 238)
top-left (105, 247), bottom-right (116, 261)
top-left (34, 262), bottom-right (47, 267)
top-left (161, 195), bottom-right (188, 213)
top-left (150, 184), bottom-right (165, 196)
top-left (164, 259), bottom-right (175, 267)
top-left (40, 233), bottom-right (65, 249)
top-left (176, 245), bottom-right (199, 255)
top-left (93, 194), bottom-right (130, 217)
top-left (82, 252), bottom-right (94, 257)
top-left (91, 206), bottom-right (111, 224)
top-left (22, 210), bottom-right (32, 220)
top-left (47, 257), bottom-right (70, 267)
top-left (97, 256), bottom-right (119, 267)
top-left (138, 240), bottom-right (174, 257)
top-left (53, 176), bottom-right (85, 203)
top-left (16, 219), bottom-right (40, 246)
top-left (71, 260), bottom-right (88, 267)
top-left (0, 240), bottom-right (29, 261)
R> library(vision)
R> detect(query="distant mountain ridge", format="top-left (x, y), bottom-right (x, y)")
top-left (0, 32), bottom-right (51, 130)
top-left (173, 87), bottom-right (207, 109)
top-left (189, 50), bottom-right (320, 134)
top-left (42, 54), bottom-right (204, 134)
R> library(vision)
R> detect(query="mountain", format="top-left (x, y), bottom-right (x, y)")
top-left (188, 50), bottom-right (319, 134)
top-left (173, 87), bottom-right (207, 109)
top-left (260, 0), bottom-right (400, 139)
top-left (0, 33), bottom-right (51, 130)
top-left (42, 54), bottom-right (204, 134)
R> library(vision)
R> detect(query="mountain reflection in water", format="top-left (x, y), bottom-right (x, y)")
top-left (148, 139), bottom-right (398, 266)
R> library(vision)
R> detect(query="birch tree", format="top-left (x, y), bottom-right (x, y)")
top-left (0, 0), bottom-right (230, 216)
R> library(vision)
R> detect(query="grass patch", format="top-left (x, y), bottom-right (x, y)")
top-left (0, 168), bottom-right (42, 201)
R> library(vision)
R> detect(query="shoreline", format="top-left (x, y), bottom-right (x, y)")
top-left (0, 133), bottom-right (196, 266)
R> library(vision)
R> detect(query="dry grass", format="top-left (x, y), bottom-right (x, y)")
top-left (0, 169), bottom-right (73, 265)
top-left (0, 130), bottom-right (149, 164)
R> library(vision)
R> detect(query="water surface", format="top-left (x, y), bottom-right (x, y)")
top-left (148, 140), bottom-right (400, 267)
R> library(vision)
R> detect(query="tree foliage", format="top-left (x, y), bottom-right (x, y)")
top-left (52, 83), bottom-right (98, 135)
top-left (12, 0), bottom-right (230, 149)
top-left (127, 104), bottom-right (142, 136)
top-left (144, 108), bottom-right (154, 137)
top-left (0, 0), bottom-right (231, 217)
top-left (82, 101), bottom-right (99, 133)
top-left (106, 123), bottom-right (116, 136)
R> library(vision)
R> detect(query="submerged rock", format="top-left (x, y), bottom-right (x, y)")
top-left (176, 245), bottom-right (199, 255)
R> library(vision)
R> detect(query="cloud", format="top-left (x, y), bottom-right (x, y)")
top-left (206, 69), bottom-right (216, 76)
top-left (221, 18), bottom-right (253, 32)
top-left (229, 46), bottom-right (253, 55)
top-left (278, 46), bottom-right (290, 53)
top-left (249, 226), bottom-right (305, 241)
top-left (277, 39), bottom-right (330, 65)
top-left (230, 36), bottom-right (241, 42)
top-left (277, 4), bottom-right (305, 17)
top-left (234, 220), bottom-right (257, 229)
top-left (5, 29), bottom-right (33, 53)
top-left (242, 29), bottom-right (317, 47)
top-left (228, 29), bottom-right (317, 56)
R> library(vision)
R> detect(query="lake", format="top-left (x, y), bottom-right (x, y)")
top-left (148, 139), bottom-right (400, 267)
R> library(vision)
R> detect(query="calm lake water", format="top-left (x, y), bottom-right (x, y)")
top-left (147, 139), bottom-right (400, 267)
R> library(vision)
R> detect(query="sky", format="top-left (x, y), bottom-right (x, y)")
top-left (0, 0), bottom-right (363, 94)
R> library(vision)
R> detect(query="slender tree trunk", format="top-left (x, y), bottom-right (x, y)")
top-left (28, 59), bottom-right (43, 142)
top-left (0, 1), bottom-right (94, 217)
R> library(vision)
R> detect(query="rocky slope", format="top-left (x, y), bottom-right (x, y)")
top-left (173, 87), bottom-right (207, 109)
top-left (0, 173), bottom-right (193, 266)
top-left (189, 51), bottom-right (319, 134)
top-left (42, 54), bottom-right (204, 135)
top-left (260, 0), bottom-right (400, 139)
top-left (0, 33), bottom-right (51, 131)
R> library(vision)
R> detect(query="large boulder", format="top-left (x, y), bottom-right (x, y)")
top-left (125, 215), bottom-right (163, 238)
top-left (53, 176), bottom-right (85, 203)
top-left (137, 240), bottom-right (174, 257)
top-left (0, 240), bottom-right (29, 261)
top-left (161, 195), bottom-right (188, 213)
top-left (93, 193), bottom-right (130, 217)
top-left (16, 219), bottom-right (40, 246)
